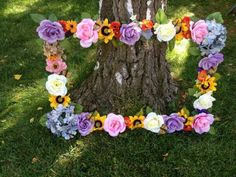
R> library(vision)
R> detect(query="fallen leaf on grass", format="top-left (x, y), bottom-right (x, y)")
top-left (37, 107), bottom-right (43, 111)
top-left (163, 153), bottom-right (169, 161)
top-left (14, 74), bottom-right (22, 80)
top-left (32, 157), bottom-right (39, 164)
top-left (30, 118), bottom-right (35, 123)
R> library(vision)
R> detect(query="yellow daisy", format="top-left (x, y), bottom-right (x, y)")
top-left (49, 95), bottom-right (71, 109)
top-left (196, 76), bottom-right (217, 93)
top-left (92, 113), bottom-right (106, 131)
top-left (98, 18), bottom-right (114, 43)
top-left (65, 20), bottom-right (77, 33)
top-left (129, 116), bottom-right (145, 130)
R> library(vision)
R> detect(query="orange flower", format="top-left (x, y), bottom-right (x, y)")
top-left (197, 70), bottom-right (208, 81)
top-left (140, 19), bottom-right (154, 31)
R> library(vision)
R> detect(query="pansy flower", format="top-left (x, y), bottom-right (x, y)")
top-left (98, 18), bottom-right (114, 43)
top-left (66, 20), bottom-right (77, 33)
top-left (178, 108), bottom-right (194, 132)
top-left (49, 95), bottom-right (71, 109)
top-left (92, 113), bottom-right (106, 131)
top-left (140, 19), bottom-right (154, 31)
top-left (196, 76), bottom-right (217, 93)
top-left (110, 21), bottom-right (121, 39)
top-left (129, 116), bottom-right (145, 130)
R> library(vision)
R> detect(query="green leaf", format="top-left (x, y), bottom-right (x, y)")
top-left (168, 38), bottom-right (175, 51)
top-left (81, 12), bottom-right (91, 19)
top-left (190, 16), bottom-right (200, 22)
top-left (75, 104), bottom-right (83, 114)
top-left (191, 110), bottom-right (198, 116)
top-left (213, 73), bottom-right (222, 81)
top-left (206, 12), bottom-right (224, 24)
top-left (155, 8), bottom-right (168, 24)
top-left (30, 13), bottom-right (46, 23)
top-left (135, 108), bottom-right (144, 116)
top-left (93, 14), bottom-right (99, 20)
top-left (146, 106), bottom-right (153, 114)
top-left (39, 114), bottom-right (47, 127)
top-left (48, 13), bottom-right (58, 21)
top-left (189, 46), bottom-right (200, 56)
top-left (188, 87), bottom-right (198, 96)
top-left (209, 127), bottom-right (216, 135)
top-left (182, 107), bottom-right (190, 117)
top-left (112, 39), bottom-right (123, 47)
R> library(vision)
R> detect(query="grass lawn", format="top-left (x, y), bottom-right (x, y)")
top-left (0, 0), bottom-right (236, 176)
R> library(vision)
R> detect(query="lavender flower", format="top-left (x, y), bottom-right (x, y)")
top-left (37, 20), bottom-right (65, 44)
top-left (163, 113), bottom-right (185, 133)
top-left (199, 20), bottom-right (227, 55)
top-left (76, 113), bottom-right (94, 136)
top-left (46, 105), bottom-right (78, 140)
top-left (120, 22), bottom-right (141, 45)
top-left (198, 53), bottom-right (224, 70)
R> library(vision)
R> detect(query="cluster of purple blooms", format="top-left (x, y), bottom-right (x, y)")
top-left (200, 20), bottom-right (227, 56)
top-left (46, 107), bottom-right (94, 140)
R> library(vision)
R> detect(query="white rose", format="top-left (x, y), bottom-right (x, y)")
top-left (46, 74), bottom-right (67, 96)
top-left (155, 22), bottom-right (176, 42)
top-left (144, 112), bottom-right (164, 133)
top-left (193, 91), bottom-right (216, 110)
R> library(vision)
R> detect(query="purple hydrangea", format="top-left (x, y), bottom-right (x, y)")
top-left (199, 20), bottom-right (227, 55)
top-left (198, 53), bottom-right (224, 70)
top-left (119, 22), bottom-right (141, 45)
top-left (76, 112), bottom-right (94, 136)
top-left (37, 20), bottom-right (65, 44)
top-left (163, 113), bottom-right (185, 133)
top-left (46, 105), bottom-right (78, 140)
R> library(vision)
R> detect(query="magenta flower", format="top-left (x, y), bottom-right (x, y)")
top-left (37, 20), bottom-right (65, 44)
top-left (193, 113), bottom-right (214, 134)
top-left (76, 113), bottom-right (94, 136)
top-left (163, 113), bottom-right (185, 133)
top-left (119, 22), bottom-right (141, 45)
top-left (104, 113), bottom-right (126, 137)
top-left (198, 53), bottom-right (224, 70)
top-left (46, 59), bottom-right (67, 74)
top-left (190, 20), bottom-right (208, 44)
top-left (76, 19), bottom-right (98, 48)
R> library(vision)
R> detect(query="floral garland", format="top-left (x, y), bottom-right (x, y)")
top-left (35, 9), bottom-right (227, 139)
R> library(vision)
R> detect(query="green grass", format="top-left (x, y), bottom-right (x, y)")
top-left (0, 0), bottom-right (236, 176)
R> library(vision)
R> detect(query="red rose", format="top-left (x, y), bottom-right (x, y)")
top-left (110, 21), bottom-right (121, 39)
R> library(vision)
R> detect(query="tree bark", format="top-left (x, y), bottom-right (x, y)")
top-left (75, 0), bottom-right (176, 114)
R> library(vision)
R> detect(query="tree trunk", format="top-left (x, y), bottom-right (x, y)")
top-left (75, 0), bottom-right (176, 114)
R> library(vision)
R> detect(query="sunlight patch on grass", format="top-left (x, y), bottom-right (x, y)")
top-left (2, 0), bottom-right (40, 15)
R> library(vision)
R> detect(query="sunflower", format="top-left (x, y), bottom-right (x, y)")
top-left (49, 95), bottom-right (71, 109)
top-left (92, 113), bottom-right (106, 131)
top-left (129, 116), bottom-right (145, 130)
top-left (65, 20), bottom-right (77, 33)
top-left (196, 76), bottom-right (217, 93)
top-left (178, 108), bottom-right (193, 132)
top-left (98, 18), bottom-right (114, 43)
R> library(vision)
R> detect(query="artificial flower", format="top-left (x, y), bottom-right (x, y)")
top-left (200, 20), bottom-right (227, 55)
top-left (65, 20), bottom-right (77, 33)
top-left (197, 70), bottom-right (208, 81)
top-left (46, 105), bottom-right (78, 140)
top-left (178, 108), bottom-right (193, 131)
top-left (174, 16), bottom-right (191, 40)
top-left (129, 115), bottom-right (145, 130)
top-left (193, 91), bottom-right (216, 110)
top-left (143, 112), bottom-right (164, 133)
top-left (198, 53), bottom-right (224, 70)
top-left (154, 22), bottom-right (176, 42)
top-left (37, 20), bottom-right (65, 44)
top-left (45, 74), bottom-right (67, 96)
top-left (196, 76), bottom-right (217, 93)
top-left (193, 113), bottom-right (214, 134)
top-left (76, 18), bottom-right (98, 48)
top-left (124, 116), bottom-right (132, 127)
top-left (47, 54), bottom-right (61, 61)
top-left (120, 22), bottom-right (142, 45)
top-left (58, 20), bottom-right (67, 32)
top-left (190, 20), bottom-right (208, 44)
top-left (104, 113), bottom-right (126, 137)
top-left (43, 41), bottom-right (64, 57)
top-left (49, 95), bottom-right (71, 109)
top-left (140, 19), bottom-right (154, 31)
top-left (76, 112), bottom-right (94, 136)
top-left (110, 21), bottom-right (121, 39)
top-left (98, 18), bottom-right (114, 43)
top-left (46, 58), bottom-right (67, 74)
top-left (163, 113), bottom-right (185, 133)
top-left (92, 113), bottom-right (106, 131)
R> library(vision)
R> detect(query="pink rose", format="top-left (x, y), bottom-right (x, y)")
top-left (104, 113), bottom-right (126, 137)
top-left (76, 19), bottom-right (98, 48)
top-left (46, 59), bottom-right (67, 74)
top-left (193, 113), bottom-right (214, 134)
top-left (190, 20), bottom-right (208, 44)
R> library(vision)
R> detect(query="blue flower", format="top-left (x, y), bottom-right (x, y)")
top-left (199, 20), bottom-right (227, 56)
top-left (46, 105), bottom-right (78, 140)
